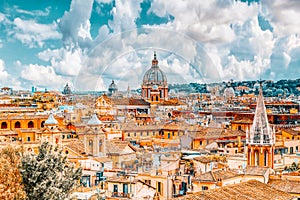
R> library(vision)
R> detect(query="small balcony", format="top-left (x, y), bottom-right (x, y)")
top-left (111, 192), bottom-right (130, 198)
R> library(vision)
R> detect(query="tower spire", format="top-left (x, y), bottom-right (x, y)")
top-left (248, 83), bottom-right (274, 145)
top-left (152, 51), bottom-right (158, 67)
top-left (247, 83), bottom-right (275, 168)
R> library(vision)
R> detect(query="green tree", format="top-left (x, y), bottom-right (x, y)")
top-left (20, 142), bottom-right (82, 200)
top-left (0, 145), bottom-right (26, 200)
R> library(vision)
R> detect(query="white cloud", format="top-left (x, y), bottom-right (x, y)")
top-left (14, 6), bottom-right (50, 17)
top-left (58, 0), bottom-right (93, 50)
top-left (21, 64), bottom-right (68, 89)
top-left (143, 1), bottom-right (277, 82)
top-left (268, 34), bottom-right (300, 79)
top-left (0, 13), bottom-right (5, 22)
top-left (217, 17), bottom-right (275, 81)
top-left (108, 0), bottom-right (143, 33)
top-left (262, 0), bottom-right (300, 36)
top-left (95, 0), bottom-right (112, 3)
top-left (0, 59), bottom-right (9, 80)
top-left (12, 18), bottom-right (61, 48)
top-left (15, 0), bottom-right (300, 91)
top-left (0, 60), bottom-right (22, 89)
top-left (149, 0), bottom-right (259, 43)
top-left (38, 48), bottom-right (83, 76)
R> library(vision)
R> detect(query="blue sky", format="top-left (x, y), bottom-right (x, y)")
top-left (0, 0), bottom-right (300, 91)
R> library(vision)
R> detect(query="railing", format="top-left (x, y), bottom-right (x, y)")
top-left (112, 192), bottom-right (130, 198)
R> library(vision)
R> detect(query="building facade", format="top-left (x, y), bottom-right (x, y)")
top-left (141, 52), bottom-right (168, 102)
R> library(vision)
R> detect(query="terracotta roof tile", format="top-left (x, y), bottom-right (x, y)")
top-left (269, 179), bottom-right (300, 194)
top-left (173, 179), bottom-right (293, 200)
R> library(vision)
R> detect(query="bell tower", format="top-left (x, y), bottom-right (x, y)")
top-left (83, 113), bottom-right (106, 156)
top-left (246, 83), bottom-right (275, 168)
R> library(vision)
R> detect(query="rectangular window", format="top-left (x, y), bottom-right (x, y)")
top-left (123, 184), bottom-right (128, 194)
top-left (27, 137), bottom-right (31, 142)
top-left (157, 182), bottom-right (162, 194)
top-left (113, 184), bottom-right (118, 193)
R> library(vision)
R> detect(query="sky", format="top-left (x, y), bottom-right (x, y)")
top-left (0, 0), bottom-right (300, 91)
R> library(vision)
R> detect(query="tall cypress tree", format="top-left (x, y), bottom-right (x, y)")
top-left (20, 142), bottom-right (82, 200)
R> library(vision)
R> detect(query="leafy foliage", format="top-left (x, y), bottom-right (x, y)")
top-left (20, 142), bottom-right (82, 200)
top-left (0, 145), bottom-right (27, 200)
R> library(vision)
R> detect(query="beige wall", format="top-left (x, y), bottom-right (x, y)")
top-left (138, 174), bottom-right (173, 198)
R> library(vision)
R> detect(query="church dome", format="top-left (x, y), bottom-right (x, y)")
top-left (224, 87), bottom-right (235, 99)
top-left (45, 113), bottom-right (58, 125)
top-left (87, 113), bottom-right (102, 126)
top-left (142, 52), bottom-right (167, 86)
top-left (108, 80), bottom-right (118, 96)
top-left (62, 83), bottom-right (71, 95)
top-left (109, 80), bottom-right (118, 90)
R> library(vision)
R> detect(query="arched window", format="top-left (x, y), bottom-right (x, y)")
top-left (15, 121), bottom-right (21, 128)
top-left (1, 122), bottom-right (7, 129)
top-left (41, 121), bottom-right (45, 128)
top-left (202, 186), bottom-right (208, 190)
top-left (28, 121), bottom-right (34, 128)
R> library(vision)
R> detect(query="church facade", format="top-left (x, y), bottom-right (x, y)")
top-left (141, 52), bottom-right (168, 102)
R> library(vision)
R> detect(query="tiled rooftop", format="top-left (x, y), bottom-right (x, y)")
top-left (193, 169), bottom-right (239, 182)
top-left (268, 179), bottom-right (300, 194)
top-left (173, 179), bottom-right (293, 200)
top-left (244, 166), bottom-right (270, 176)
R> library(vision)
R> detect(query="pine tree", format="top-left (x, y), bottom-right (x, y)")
top-left (0, 145), bottom-right (27, 200)
top-left (20, 142), bottom-right (82, 200)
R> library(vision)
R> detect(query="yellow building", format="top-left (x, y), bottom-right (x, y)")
top-left (0, 113), bottom-right (64, 142)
